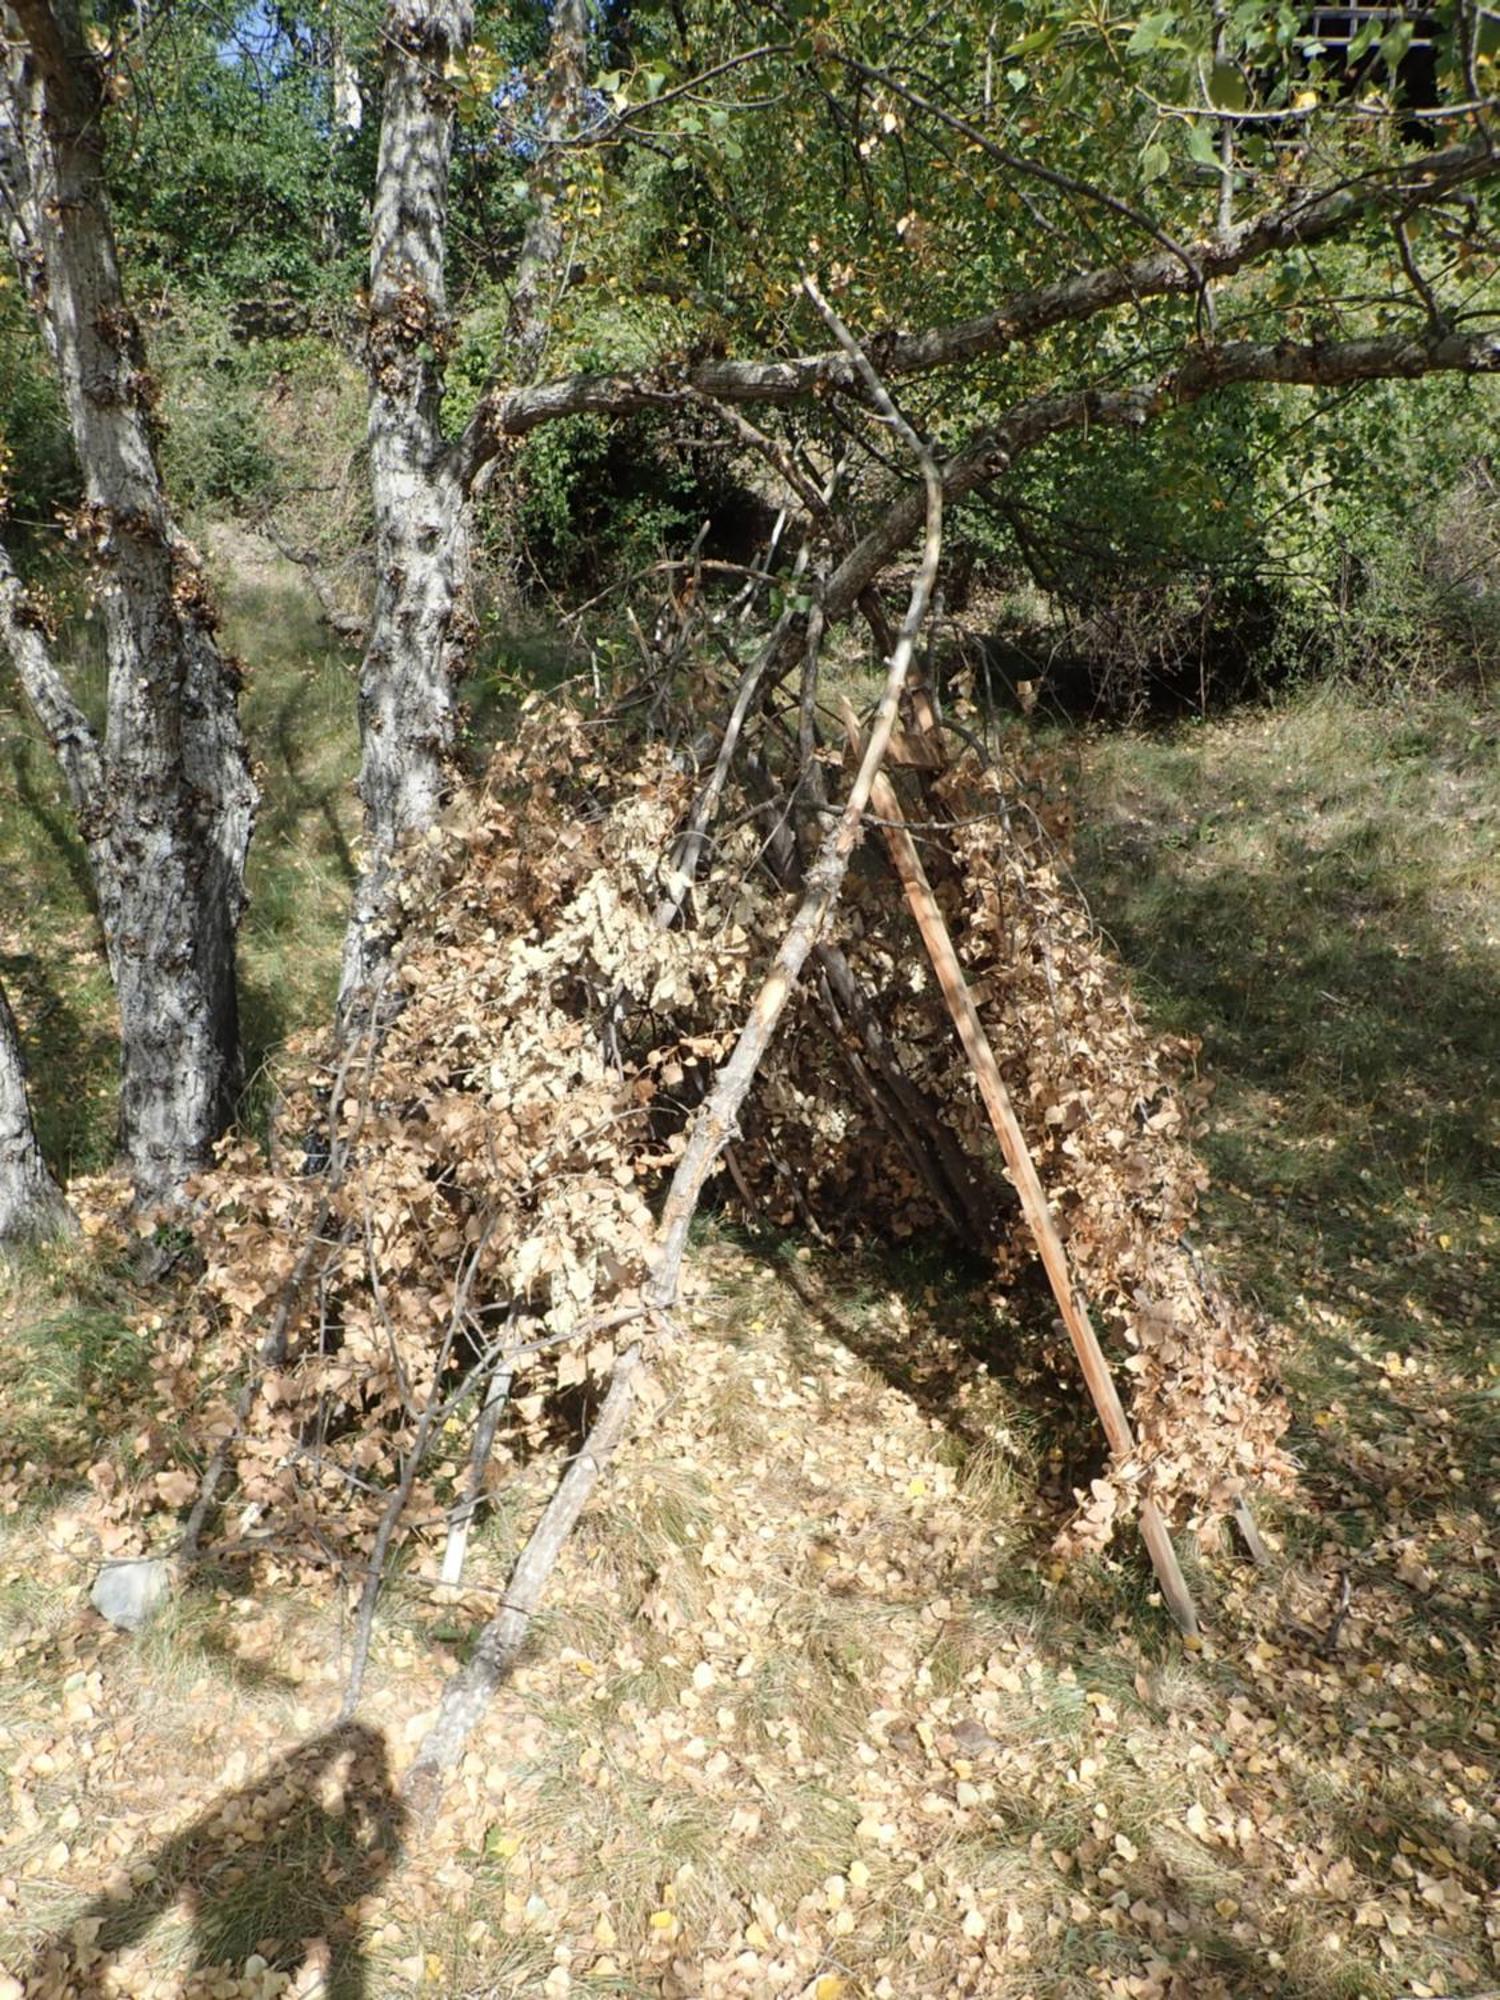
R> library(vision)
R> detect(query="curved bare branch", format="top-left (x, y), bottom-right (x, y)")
top-left (455, 136), bottom-right (1498, 483)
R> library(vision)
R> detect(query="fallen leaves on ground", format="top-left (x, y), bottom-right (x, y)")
top-left (1, 1238), bottom-right (1493, 1998)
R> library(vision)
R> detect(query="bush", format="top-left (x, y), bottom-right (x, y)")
top-left (0, 286), bottom-right (75, 529)
top-left (151, 304), bottom-right (279, 514)
top-left (1299, 468), bottom-right (1500, 693)
top-left (506, 406), bottom-right (759, 589)
top-left (952, 376), bottom-right (1500, 714)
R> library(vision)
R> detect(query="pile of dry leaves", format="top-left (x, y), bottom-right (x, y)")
top-left (157, 689), bottom-right (1288, 1576)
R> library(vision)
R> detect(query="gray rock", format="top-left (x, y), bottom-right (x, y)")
top-left (950, 1717), bottom-right (998, 1758)
top-left (89, 1558), bottom-right (172, 1631)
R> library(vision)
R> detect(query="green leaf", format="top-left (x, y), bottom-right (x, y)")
top-left (1186, 119), bottom-right (1220, 167)
top-left (1006, 26), bottom-right (1059, 57)
top-left (1378, 20), bottom-right (1415, 69)
top-left (1128, 12), bottom-right (1178, 56)
top-left (1141, 139), bottom-right (1171, 182)
top-left (1208, 61), bottom-right (1247, 110)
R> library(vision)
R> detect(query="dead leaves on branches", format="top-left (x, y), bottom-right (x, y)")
top-left (157, 690), bottom-right (1288, 1580)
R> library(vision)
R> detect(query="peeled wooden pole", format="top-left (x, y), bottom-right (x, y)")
top-left (861, 752), bottom-right (1200, 1635)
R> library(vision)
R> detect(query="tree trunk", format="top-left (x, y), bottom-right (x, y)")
top-left (339, 0), bottom-right (603, 1021)
top-left (0, 0), bottom-right (256, 1201)
top-left (0, 975), bottom-right (72, 1246)
top-left (337, 0), bottom-right (474, 1025)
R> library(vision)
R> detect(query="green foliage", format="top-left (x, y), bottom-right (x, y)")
top-left (74, 0), bottom-right (1499, 707)
top-left (951, 365), bottom-right (1500, 710)
top-left (417, 0), bottom-right (1495, 708)
top-left (106, 1), bottom-right (375, 315)
top-left (1280, 476), bottom-right (1500, 693)
top-left (152, 305), bottom-right (279, 512)
top-left (0, 284), bottom-right (75, 528)
top-left (1266, 377), bottom-right (1500, 693)
top-left (510, 410), bottom-right (695, 581)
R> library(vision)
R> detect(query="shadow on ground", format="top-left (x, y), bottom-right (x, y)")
top-left (21, 1723), bottom-right (402, 1999)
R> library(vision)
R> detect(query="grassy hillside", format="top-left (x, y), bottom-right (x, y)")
top-left (1071, 691), bottom-right (1499, 1564)
top-left (0, 649), bottom-right (1495, 1997)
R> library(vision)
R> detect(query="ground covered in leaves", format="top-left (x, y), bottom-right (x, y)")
top-left (1, 685), bottom-right (1496, 1999)
top-left (2, 1220), bottom-right (1495, 2000)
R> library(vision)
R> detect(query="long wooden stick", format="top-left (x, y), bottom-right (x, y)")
top-left (859, 749), bottom-right (1200, 1635)
top-left (645, 277), bottom-right (945, 1314)
top-left (404, 1344), bottom-right (642, 1813)
top-left (399, 285), bottom-right (948, 1816)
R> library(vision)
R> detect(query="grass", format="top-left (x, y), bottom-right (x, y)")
top-left (216, 550), bottom-right (363, 1134)
top-left (1065, 684), bottom-right (1499, 1534)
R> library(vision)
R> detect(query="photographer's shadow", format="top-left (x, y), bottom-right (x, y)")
top-left (24, 1722), bottom-right (403, 1999)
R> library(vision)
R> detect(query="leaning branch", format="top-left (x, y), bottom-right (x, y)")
top-left (859, 746), bottom-right (1198, 1634)
top-left (644, 277), bottom-right (945, 1311)
top-left (0, 542), bottom-right (104, 823)
top-left (404, 300), bottom-right (945, 1809)
top-left (455, 137), bottom-right (1497, 479)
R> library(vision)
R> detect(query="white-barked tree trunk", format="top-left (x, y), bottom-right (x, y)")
top-left (0, 973), bottom-right (70, 1245)
top-left (337, 0), bottom-right (475, 1025)
top-left (0, 0), bottom-right (257, 1202)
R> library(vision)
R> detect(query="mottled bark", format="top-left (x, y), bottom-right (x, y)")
top-left (340, 0), bottom-right (594, 1020)
top-left (0, 0), bottom-right (256, 1201)
top-left (0, 975), bottom-right (71, 1245)
top-left (338, 0), bottom-right (474, 1025)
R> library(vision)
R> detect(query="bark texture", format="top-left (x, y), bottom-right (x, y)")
top-left (338, 0), bottom-right (475, 1024)
top-left (340, 0), bottom-right (593, 1020)
top-left (0, 975), bottom-right (71, 1245)
top-left (0, 0), bottom-right (256, 1200)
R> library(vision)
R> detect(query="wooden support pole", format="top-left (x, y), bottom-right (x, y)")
top-left (1233, 1494), bottom-right (1272, 1568)
top-left (858, 748), bottom-right (1200, 1636)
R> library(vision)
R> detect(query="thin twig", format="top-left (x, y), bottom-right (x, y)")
top-left (341, 1211), bottom-right (501, 1718)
